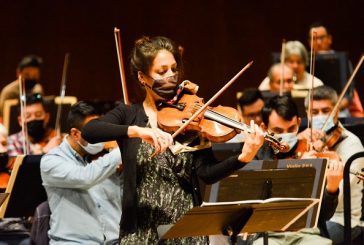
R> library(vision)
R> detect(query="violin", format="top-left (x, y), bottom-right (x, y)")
top-left (157, 84), bottom-right (289, 153)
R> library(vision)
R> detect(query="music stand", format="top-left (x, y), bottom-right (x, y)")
top-left (207, 158), bottom-right (327, 229)
top-left (0, 155), bottom-right (47, 218)
top-left (158, 198), bottom-right (319, 244)
top-left (314, 52), bottom-right (352, 95)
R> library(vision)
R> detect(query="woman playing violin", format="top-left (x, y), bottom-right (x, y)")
top-left (82, 36), bottom-right (265, 244)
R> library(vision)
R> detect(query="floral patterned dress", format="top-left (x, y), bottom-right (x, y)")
top-left (119, 141), bottom-right (208, 244)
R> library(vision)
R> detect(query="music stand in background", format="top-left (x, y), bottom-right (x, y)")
top-left (314, 52), bottom-right (352, 95)
top-left (0, 155), bottom-right (47, 218)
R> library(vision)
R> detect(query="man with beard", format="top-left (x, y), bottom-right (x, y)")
top-left (0, 55), bottom-right (44, 117)
top-left (7, 93), bottom-right (61, 156)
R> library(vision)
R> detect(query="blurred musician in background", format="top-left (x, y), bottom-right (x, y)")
top-left (228, 88), bottom-right (264, 143)
top-left (284, 40), bottom-right (323, 90)
top-left (298, 85), bottom-right (364, 244)
top-left (258, 63), bottom-right (294, 93)
top-left (0, 55), bottom-right (44, 118)
top-left (308, 22), bottom-right (363, 117)
top-left (7, 94), bottom-right (61, 156)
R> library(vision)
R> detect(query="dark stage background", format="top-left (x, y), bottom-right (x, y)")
top-left (1, 0), bottom-right (363, 107)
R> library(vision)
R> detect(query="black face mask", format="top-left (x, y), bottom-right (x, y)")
top-left (24, 79), bottom-right (38, 90)
top-left (27, 120), bottom-right (46, 142)
top-left (146, 74), bottom-right (179, 100)
top-left (0, 153), bottom-right (9, 172)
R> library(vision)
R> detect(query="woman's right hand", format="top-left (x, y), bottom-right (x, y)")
top-left (128, 126), bottom-right (173, 154)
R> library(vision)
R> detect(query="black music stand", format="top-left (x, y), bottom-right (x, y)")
top-left (0, 155), bottom-right (47, 218)
top-left (314, 52), bottom-right (352, 95)
top-left (158, 198), bottom-right (319, 244)
top-left (207, 158), bottom-right (327, 229)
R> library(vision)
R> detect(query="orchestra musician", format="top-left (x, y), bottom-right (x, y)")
top-left (252, 95), bottom-right (343, 245)
top-left (7, 93), bottom-right (62, 156)
top-left (258, 63), bottom-right (294, 93)
top-left (308, 22), bottom-right (364, 117)
top-left (259, 41), bottom-right (323, 91)
top-left (0, 55), bottom-right (44, 118)
top-left (81, 36), bottom-right (265, 244)
top-left (298, 85), bottom-right (364, 244)
top-left (40, 101), bottom-right (122, 244)
top-left (228, 88), bottom-right (264, 143)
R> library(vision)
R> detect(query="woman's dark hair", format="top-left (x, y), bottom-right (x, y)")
top-left (67, 101), bottom-right (98, 132)
top-left (127, 36), bottom-right (184, 102)
top-left (130, 36), bottom-right (183, 81)
top-left (262, 95), bottom-right (298, 126)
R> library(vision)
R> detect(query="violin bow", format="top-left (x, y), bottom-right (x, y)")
top-left (172, 61), bottom-right (253, 139)
top-left (321, 55), bottom-right (364, 132)
top-left (55, 53), bottom-right (70, 137)
top-left (114, 28), bottom-right (130, 105)
top-left (307, 31), bottom-right (317, 151)
top-left (18, 75), bottom-right (29, 155)
top-left (279, 39), bottom-right (286, 96)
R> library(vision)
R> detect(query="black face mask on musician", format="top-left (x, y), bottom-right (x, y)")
top-left (27, 119), bottom-right (46, 142)
top-left (145, 74), bottom-right (179, 100)
top-left (24, 79), bottom-right (38, 90)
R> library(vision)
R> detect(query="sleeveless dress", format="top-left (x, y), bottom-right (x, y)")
top-left (119, 140), bottom-right (208, 244)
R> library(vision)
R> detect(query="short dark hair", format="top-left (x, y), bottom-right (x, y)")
top-left (67, 101), bottom-right (98, 132)
top-left (304, 85), bottom-right (337, 108)
top-left (309, 21), bottom-right (331, 35)
top-left (18, 55), bottom-right (43, 71)
top-left (262, 95), bottom-right (299, 126)
top-left (238, 88), bottom-right (263, 111)
top-left (17, 93), bottom-right (45, 115)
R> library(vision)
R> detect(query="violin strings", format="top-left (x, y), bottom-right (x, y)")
top-left (192, 104), bottom-right (252, 132)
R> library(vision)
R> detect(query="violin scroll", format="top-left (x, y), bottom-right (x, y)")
top-left (264, 132), bottom-right (290, 154)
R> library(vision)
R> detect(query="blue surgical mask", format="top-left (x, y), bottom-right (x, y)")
top-left (311, 115), bottom-right (335, 132)
top-left (78, 141), bottom-right (105, 155)
top-left (275, 132), bottom-right (298, 151)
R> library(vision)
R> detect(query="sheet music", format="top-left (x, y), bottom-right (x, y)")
top-left (202, 197), bottom-right (319, 207)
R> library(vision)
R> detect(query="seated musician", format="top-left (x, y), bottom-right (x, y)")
top-left (259, 41), bottom-right (323, 91)
top-left (252, 95), bottom-right (342, 245)
top-left (40, 101), bottom-right (122, 244)
top-left (258, 63), bottom-right (294, 93)
top-left (308, 22), bottom-right (363, 117)
top-left (0, 55), bottom-right (44, 118)
top-left (298, 85), bottom-right (364, 244)
top-left (7, 93), bottom-right (61, 156)
top-left (228, 88), bottom-right (264, 143)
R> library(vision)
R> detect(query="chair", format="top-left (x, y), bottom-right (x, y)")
top-left (0, 155), bottom-right (47, 218)
top-left (30, 201), bottom-right (50, 245)
top-left (343, 151), bottom-right (364, 245)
